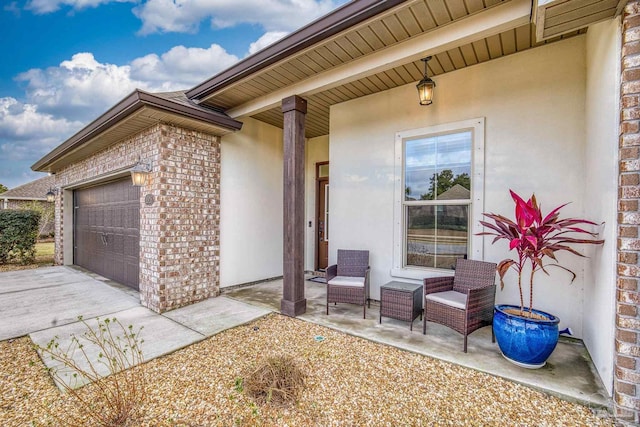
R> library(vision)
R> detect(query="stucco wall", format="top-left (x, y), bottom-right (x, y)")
top-left (584, 18), bottom-right (621, 396)
top-left (305, 135), bottom-right (330, 272)
top-left (220, 117), bottom-right (284, 287)
top-left (329, 36), bottom-right (589, 335)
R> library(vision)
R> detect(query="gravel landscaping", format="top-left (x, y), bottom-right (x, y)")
top-left (1, 313), bottom-right (614, 426)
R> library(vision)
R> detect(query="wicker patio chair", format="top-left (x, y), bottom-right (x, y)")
top-left (326, 249), bottom-right (370, 318)
top-left (422, 258), bottom-right (497, 352)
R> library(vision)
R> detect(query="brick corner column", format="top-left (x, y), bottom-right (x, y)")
top-left (617, 2), bottom-right (640, 424)
top-left (281, 95), bottom-right (307, 317)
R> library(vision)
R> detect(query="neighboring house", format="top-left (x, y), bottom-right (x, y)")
top-left (1, 175), bottom-right (55, 236)
top-left (31, 0), bottom-right (639, 421)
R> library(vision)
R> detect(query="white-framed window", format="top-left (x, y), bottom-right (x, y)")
top-left (392, 118), bottom-right (485, 279)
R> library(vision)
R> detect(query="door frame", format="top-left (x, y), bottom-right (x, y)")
top-left (315, 161), bottom-right (329, 271)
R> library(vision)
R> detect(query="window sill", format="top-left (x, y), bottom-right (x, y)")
top-left (390, 267), bottom-right (454, 281)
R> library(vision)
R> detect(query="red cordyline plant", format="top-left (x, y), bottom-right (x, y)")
top-left (479, 190), bottom-right (604, 317)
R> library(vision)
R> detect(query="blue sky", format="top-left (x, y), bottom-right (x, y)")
top-left (0, 0), bottom-right (347, 189)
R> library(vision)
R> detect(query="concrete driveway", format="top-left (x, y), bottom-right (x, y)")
top-left (0, 266), bottom-right (271, 388)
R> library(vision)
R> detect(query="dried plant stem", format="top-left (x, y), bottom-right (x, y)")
top-left (243, 355), bottom-right (306, 407)
top-left (36, 317), bottom-right (146, 427)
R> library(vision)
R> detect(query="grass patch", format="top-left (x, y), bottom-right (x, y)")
top-left (0, 241), bottom-right (55, 273)
top-left (36, 241), bottom-right (55, 257)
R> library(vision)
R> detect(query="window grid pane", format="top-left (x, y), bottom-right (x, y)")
top-left (405, 204), bottom-right (469, 269)
top-left (404, 131), bottom-right (472, 202)
top-left (403, 129), bottom-right (473, 270)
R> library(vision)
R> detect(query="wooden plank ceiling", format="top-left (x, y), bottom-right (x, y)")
top-left (535, 0), bottom-right (623, 40)
top-left (200, 0), bottom-right (588, 138)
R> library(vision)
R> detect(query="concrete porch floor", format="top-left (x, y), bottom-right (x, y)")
top-left (223, 276), bottom-right (612, 410)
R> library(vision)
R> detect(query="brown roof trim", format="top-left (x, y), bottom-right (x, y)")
top-left (32, 90), bottom-right (242, 172)
top-left (186, 0), bottom-right (407, 101)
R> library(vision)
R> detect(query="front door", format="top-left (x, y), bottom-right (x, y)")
top-left (316, 162), bottom-right (329, 270)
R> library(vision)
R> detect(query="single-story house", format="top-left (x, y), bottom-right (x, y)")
top-left (1, 175), bottom-right (55, 236)
top-left (1, 175), bottom-right (54, 210)
top-left (32, 0), bottom-right (640, 422)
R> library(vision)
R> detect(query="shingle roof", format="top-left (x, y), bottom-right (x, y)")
top-left (438, 184), bottom-right (470, 201)
top-left (1, 175), bottom-right (55, 200)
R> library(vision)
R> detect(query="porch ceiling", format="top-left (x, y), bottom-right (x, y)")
top-left (250, 23), bottom-right (586, 138)
top-left (199, 0), bottom-right (511, 112)
top-left (534, 0), bottom-right (626, 41)
top-left (195, 0), bottom-right (599, 139)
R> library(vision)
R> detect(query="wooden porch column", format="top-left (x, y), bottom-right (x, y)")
top-left (281, 95), bottom-right (307, 317)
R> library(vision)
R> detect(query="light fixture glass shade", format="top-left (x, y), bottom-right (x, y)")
top-left (416, 77), bottom-right (435, 106)
top-left (46, 189), bottom-right (56, 203)
top-left (417, 56), bottom-right (436, 106)
top-left (130, 161), bottom-right (151, 187)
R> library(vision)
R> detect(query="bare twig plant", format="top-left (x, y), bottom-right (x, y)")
top-left (36, 316), bottom-right (146, 427)
top-left (243, 355), bottom-right (306, 406)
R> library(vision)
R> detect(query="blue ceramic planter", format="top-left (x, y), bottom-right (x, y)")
top-left (493, 304), bottom-right (560, 369)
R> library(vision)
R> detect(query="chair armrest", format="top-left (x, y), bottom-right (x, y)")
top-left (326, 264), bottom-right (337, 282)
top-left (424, 276), bottom-right (454, 295)
top-left (465, 285), bottom-right (496, 310)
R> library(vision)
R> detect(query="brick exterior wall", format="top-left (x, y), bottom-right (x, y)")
top-left (618, 1), bottom-right (640, 423)
top-left (53, 122), bottom-right (221, 313)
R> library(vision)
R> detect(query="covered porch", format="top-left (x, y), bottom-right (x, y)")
top-left (209, 0), bottom-right (626, 418)
top-left (224, 277), bottom-right (610, 410)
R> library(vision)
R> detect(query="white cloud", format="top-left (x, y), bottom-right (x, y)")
top-left (133, 0), bottom-right (344, 35)
top-left (16, 53), bottom-right (144, 121)
top-left (0, 42), bottom-right (240, 187)
top-left (0, 22), bottom-right (307, 188)
top-left (0, 98), bottom-right (82, 141)
top-left (15, 45), bottom-right (239, 122)
top-left (26, 0), bottom-right (134, 14)
top-left (4, 2), bottom-right (20, 15)
top-left (0, 98), bottom-right (69, 186)
top-left (248, 31), bottom-right (288, 56)
top-left (130, 44), bottom-right (239, 88)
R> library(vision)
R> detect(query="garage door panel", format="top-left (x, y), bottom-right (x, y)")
top-left (126, 206), bottom-right (138, 229)
top-left (124, 235), bottom-right (138, 257)
top-left (74, 178), bottom-right (140, 290)
top-left (112, 234), bottom-right (124, 254)
top-left (126, 263), bottom-right (139, 289)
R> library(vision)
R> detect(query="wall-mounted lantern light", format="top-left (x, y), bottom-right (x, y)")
top-left (130, 159), bottom-right (152, 187)
top-left (416, 56), bottom-right (436, 106)
top-left (45, 187), bottom-right (58, 203)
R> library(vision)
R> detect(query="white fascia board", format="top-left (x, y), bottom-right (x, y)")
top-left (227, 0), bottom-right (532, 118)
top-left (2, 196), bottom-right (48, 201)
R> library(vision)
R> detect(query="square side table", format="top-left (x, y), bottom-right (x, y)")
top-left (379, 281), bottom-right (423, 331)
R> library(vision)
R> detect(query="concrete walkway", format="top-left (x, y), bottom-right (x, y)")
top-left (224, 277), bottom-right (613, 410)
top-left (0, 265), bottom-right (613, 411)
top-left (0, 266), bottom-right (271, 388)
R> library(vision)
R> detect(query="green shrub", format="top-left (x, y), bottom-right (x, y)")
top-left (0, 210), bottom-right (41, 264)
top-left (21, 200), bottom-right (55, 238)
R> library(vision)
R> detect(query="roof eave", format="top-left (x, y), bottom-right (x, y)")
top-left (32, 90), bottom-right (243, 172)
top-left (185, 0), bottom-right (407, 101)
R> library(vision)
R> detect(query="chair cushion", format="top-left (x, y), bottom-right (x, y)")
top-left (425, 290), bottom-right (467, 310)
top-left (327, 276), bottom-right (365, 287)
